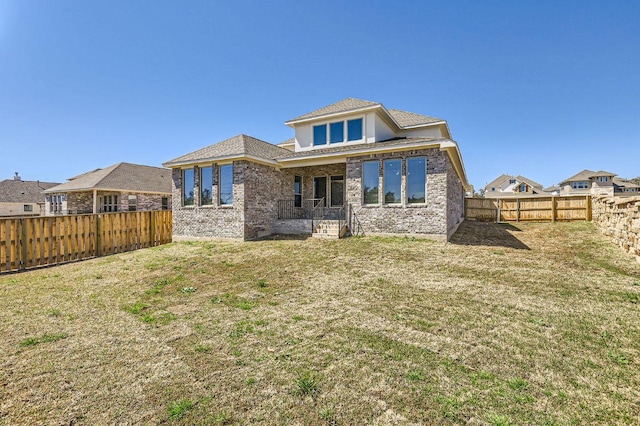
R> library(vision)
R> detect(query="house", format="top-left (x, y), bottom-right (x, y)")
top-left (163, 98), bottom-right (470, 241)
top-left (483, 174), bottom-right (546, 197)
top-left (613, 177), bottom-right (640, 195)
top-left (555, 169), bottom-right (617, 196)
top-left (0, 173), bottom-right (59, 217)
top-left (42, 162), bottom-right (172, 215)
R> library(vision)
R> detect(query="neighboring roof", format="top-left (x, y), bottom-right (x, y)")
top-left (589, 170), bottom-right (616, 177)
top-left (515, 175), bottom-right (544, 189)
top-left (560, 169), bottom-right (595, 184)
top-left (44, 163), bottom-right (171, 194)
top-left (0, 179), bottom-right (59, 203)
top-left (543, 185), bottom-right (561, 192)
top-left (484, 174), bottom-right (513, 190)
top-left (613, 177), bottom-right (640, 189)
top-left (276, 137), bottom-right (444, 160)
top-left (163, 134), bottom-right (291, 167)
top-left (560, 169), bottom-right (618, 185)
top-left (287, 98), bottom-right (380, 123)
top-left (387, 109), bottom-right (444, 127)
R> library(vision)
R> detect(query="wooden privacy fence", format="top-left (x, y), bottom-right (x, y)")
top-left (465, 196), bottom-right (592, 222)
top-left (0, 210), bottom-right (172, 273)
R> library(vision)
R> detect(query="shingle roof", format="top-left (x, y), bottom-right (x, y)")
top-left (287, 98), bottom-right (381, 123)
top-left (0, 179), bottom-right (59, 203)
top-left (515, 175), bottom-right (544, 189)
top-left (163, 134), bottom-right (290, 166)
top-left (560, 169), bottom-right (596, 184)
top-left (589, 170), bottom-right (616, 177)
top-left (613, 177), bottom-right (640, 189)
top-left (276, 137), bottom-right (444, 160)
top-left (44, 163), bottom-right (171, 194)
top-left (387, 109), bottom-right (444, 127)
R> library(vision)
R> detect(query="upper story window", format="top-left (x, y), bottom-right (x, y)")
top-left (519, 184), bottom-right (527, 192)
top-left (347, 118), bottom-right (363, 141)
top-left (509, 179), bottom-right (516, 184)
top-left (313, 117), bottom-right (363, 146)
top-left (313, 125), bottom-right (327, 146)
top-left (597, 176), bottom-right (609, 182)
top-left (329, 122), bottom-right (344, 143)
top-left (183, 168), bottom-right (195, 206)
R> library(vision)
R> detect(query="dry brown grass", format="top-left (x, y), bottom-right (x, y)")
top-left (1, 221), bottom-right (639, 425)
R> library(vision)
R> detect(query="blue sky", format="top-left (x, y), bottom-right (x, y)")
top-left (1, 0), bottom-right (639, 190)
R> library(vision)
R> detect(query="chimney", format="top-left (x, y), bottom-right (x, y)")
top-left (14, 172), bottom-right (21, 181)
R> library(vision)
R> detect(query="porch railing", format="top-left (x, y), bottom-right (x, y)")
top-left (277, 198), bottom-right (325, 220)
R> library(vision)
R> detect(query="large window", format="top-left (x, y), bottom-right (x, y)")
top-left (313, 125), bottom-right (327, 146)
top-left (329, 122), bottom-right (344, 143)
top-left (219, 164), bottom-right (233, 205)
top-left (294, 176), bottom-right (302, 208)
top-left (200, 166), bottom-right (213, 205)
top-left (363, 161), bottom-right (379, 204)
top-left (572, 181), bottom-right (589, 189)
top-left (330, 175), bottom-right (344, 207)
top-left (407, 157), bottom-right (426, 204)
top-left (347, 118), bottom-right (363, 141)
top-left (383, 159), bottom-right (402, 204)
top-left (183, 168), bottom-right (195, 206)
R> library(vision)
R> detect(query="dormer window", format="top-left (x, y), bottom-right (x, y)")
top-left (313, 125), bottom-right (327, 146)
top-left (313, 118), bottom-right (364, 146)
top-left (347, 118), bottom-right (363, 141)
top-left (329, 122), bottom-right (344, 143)
top-left (509, 179), bottom-right (516, 184)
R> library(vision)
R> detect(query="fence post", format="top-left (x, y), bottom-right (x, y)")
top-left (516, 198), bottom-right (520, 222)
top-left (551, 197), bottom-right (557, 222)
top-left (20, 219), bottom-right (27, 270)
top-left (586, 195), bottom-right (592, 221)
top-left (497, 199), bottom-right (501, 222)
top-left (95, 214), bottom-right (102, 258)
top-left (149, 211), bottom-right (155, 247)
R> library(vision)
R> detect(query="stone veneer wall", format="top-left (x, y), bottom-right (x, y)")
top-left (446, 158), bottom-right (465, 238)
top-left (346, 148), bottom-right (449, 240)
top-left (592, 195), bottom-right (640, 263)
top-left (67, 192), bottom-right (94, 214)
top-left (242, 161), bottom-right (288, 239)
top-left (171, 166), bottom-right (244, 239)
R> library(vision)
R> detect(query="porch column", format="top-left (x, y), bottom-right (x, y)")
top-left (93, 189), bottom-right (98, 214)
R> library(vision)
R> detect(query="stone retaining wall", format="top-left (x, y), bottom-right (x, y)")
top-left (592, 195), bottom-right (640, 263)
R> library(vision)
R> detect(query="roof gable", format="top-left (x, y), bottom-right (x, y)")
top-left (485, 174), bottom-right (514, 190)
top-left (515, 175), bottom-right (544, 189)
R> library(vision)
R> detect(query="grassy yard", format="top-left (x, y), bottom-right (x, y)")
top-left (1, 221), bottom-right (639, 425)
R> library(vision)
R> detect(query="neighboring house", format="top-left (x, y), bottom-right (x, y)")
top-left (613, 177), bottom-right (640, 194)
top-left (0, 173), bottom-right (59, 217)
top-left (556, 170), bottom-right (617, 196)
top-left (163, 98), bottom-right (470, 241)
top-left (484, 174), bottom-right (546, 197)
top-left (42, 162), bottom-right (172, 215)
